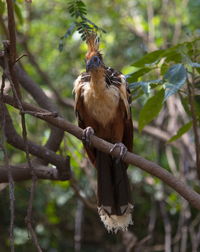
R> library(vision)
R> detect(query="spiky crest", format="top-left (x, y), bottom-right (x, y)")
top-left (86, 32), bottom-right (101, 60)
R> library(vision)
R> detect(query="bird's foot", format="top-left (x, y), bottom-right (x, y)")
top-left (82, 127), bottom-right (94, 146)
top-left (110, 143), bottom-right (127, 162)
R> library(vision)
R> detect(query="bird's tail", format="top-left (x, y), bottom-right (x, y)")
top-left (96, 150), bottom-right (133, 233)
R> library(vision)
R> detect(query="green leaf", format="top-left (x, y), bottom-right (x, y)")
top-left (164, 64), bottom-right (187, 100)
top-left (138, 89), bottom-right (165, 132)
top-left (132, 49), bottom-right (165, 67)
top-left (0, 0), bottom-right (5, 15)
top-left (127, 67), bottom-right (152, 82)
top-left (167, 121), bottom-right (192, 143)
top-left (189, 62), bottom-right (200, 68)
top-left (131, 89), bottom-right (144, 101)
top-left (165, 51), bottom-right (182, 63)
top-left (14, 3), bottom-right (23, 25)
top-left (129, 79), bottom-right (162, 94)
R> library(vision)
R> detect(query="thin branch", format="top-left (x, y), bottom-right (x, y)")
top-left (6, 0), bottom-right (16, 63)
top-left (74, 200), bottom-right (84, 252)
top-left (3, 94), bottom-right (200, 211)
top-left (3, 30), bottom-right (42, 249)
top-left (180, 201), bottom-right (190, 252)
top-left (70, 177), bottom-right (96, 210)
top-left (160, 200), bottom-right (172, 252)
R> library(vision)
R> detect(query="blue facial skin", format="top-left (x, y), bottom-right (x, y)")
top-left (86, 56), bottom-right (102, 72)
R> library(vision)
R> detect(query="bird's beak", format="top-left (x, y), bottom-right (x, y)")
top-left (86, 56), bottom-right (102, 72)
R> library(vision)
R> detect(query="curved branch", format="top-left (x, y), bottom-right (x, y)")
top-left (3, 94), bottom-right (200, 211)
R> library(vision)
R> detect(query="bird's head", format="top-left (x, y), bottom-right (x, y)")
top-left (85, 33), bottom-right (104, 73)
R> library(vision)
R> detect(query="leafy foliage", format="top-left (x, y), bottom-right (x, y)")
top-left (59, 0), bottom-right (106, 51)
top-left (167, 121), bottom-right (193, 143)
top-left (128, 38), bottom-right (200, 130)
top-left (138, 89), bottom-right (165, 132)
top-left (131, 49), bottom-right (165, 67)
top-left (164, 64), bottom-right (187, 100)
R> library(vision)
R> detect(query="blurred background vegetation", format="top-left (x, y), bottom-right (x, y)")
top-left (0, 0), bottom-right (200, 251)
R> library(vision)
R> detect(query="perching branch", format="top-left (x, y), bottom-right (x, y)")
top-left (3, 94), bottom-right (200, 211)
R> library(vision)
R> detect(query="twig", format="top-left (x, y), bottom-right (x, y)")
top-left (160, 200), bottom-right (172, 252)
top-left (3, 11), bottom-right (42, 247)
top-left (25, 175), bottom-right (42, 252)
top-left (23, 110), bottom-right (58, 117)
top-left (74, 200), bottom-right (84, 252)
top-left (147, 198), bottom-right (157, 242)
top-left (5, 0), bottom-right (20, 98)
top-left (70, 177), bottom-right (96, 210)
top-left (189, 214), bottom-right (200, 252)
top-left (3, 94), bottom-right (200, 211)
top-left (20, 107), bottom-right (43, 252)
top-left (6, 0), bottom-right (16, 64)
top-left (15, 54), bottom-right (27, 63)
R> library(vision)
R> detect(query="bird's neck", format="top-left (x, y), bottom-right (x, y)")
top-left (90, 69), bottom-right (106, 94)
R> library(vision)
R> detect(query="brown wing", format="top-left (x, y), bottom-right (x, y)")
top-left (121, 78), bottom-right (133, 152)
top-left (73, 74), bottom-right (97, 165)
top-left (122, 116), bottom-right (133, 153)
top-left (105, 68), bottom-right (133, 152)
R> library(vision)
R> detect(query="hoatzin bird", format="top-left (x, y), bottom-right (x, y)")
top-left (73, 34), bottom-right (133, 232)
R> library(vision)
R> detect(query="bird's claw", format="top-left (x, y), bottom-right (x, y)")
top-left (110, 143), bottom-right (127, 162)
top-left (82, 127), bottom-right (94, 146)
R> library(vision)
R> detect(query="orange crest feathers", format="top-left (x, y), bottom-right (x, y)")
top-left (86, 33), bottom-right (100, 53)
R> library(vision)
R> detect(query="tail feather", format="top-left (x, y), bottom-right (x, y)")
top-left (96, 151), bottom-right (133, 232)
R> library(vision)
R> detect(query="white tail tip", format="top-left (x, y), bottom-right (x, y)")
top-left (98, 203), bottom-right (134, 233)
